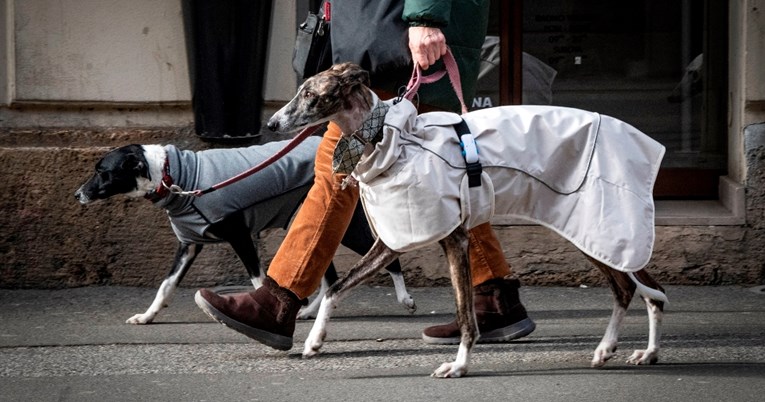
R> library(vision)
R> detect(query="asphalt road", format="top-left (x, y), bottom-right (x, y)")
top-left (1, 285), bottom-right (764, 401)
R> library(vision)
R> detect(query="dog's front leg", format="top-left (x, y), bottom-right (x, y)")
top-left (341, 202), bottom-right (415, 313)
top-left (432, 226), bottom-right (477, 378)
top-left (303, 238), bottom-right (400, 358)
top-left (126, 243), bottom-right (202, 324)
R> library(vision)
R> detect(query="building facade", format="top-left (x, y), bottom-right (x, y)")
top-left (1, 0), bottom-right (764, 288)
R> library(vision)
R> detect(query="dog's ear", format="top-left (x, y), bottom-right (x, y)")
top-left (337, 63), bottom-right (370, 91)
top-left (121, 152), bottom-right (149, 179)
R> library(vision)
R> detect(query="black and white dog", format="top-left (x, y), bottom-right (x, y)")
top-left (74, 138), bottom-right (414, 324)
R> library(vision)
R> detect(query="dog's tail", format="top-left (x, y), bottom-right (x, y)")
top-left (628, 272), bottom-right (669, 304)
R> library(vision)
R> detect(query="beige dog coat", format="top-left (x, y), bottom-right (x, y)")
top-left (353, 97), bottom-right (665, 272)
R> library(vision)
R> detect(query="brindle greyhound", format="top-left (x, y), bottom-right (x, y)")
top-left (267, 63), bottom-right (667, 378)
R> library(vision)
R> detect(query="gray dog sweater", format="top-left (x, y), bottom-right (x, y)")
top-left (154, 137), bottom-right (320, 244)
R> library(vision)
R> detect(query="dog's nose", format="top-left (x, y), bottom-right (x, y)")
top-left (74, 189), bottom-right (90, 204)
top-left (267, 119), bottom-right (279, 132)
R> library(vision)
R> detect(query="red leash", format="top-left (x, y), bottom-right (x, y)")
top-left (166, 125), bottom-right (320, 197)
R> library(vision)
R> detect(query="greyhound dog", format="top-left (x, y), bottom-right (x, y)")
top-left (74, 138), bottom-right (415, 324)
top-left (266, 63), bottom-right (668, 378)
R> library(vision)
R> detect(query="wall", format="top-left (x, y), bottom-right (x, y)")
top-left (0, 0), bottom-right (12, 105)
top-left (1, 0), bottom-right (296, 126)
top-left (13, 0), bottom-right (189, 102)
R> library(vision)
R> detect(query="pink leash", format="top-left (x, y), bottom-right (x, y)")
top-left (402, 47), bottom-right (468, 114)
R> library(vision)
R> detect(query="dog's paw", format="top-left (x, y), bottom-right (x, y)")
top-left (302, 330), bottom-right (326, 358)
top-left (297, 305), bottom-right (319, 320)
top-left (126, 313), bottom-right (154, 325)
top-left (296, 311), bottom-right (316, 320)
top-left (626, 348), bottom-right (659, 365)
top-left (591, 343), bottom-right (618, 367)
top-left (432, 361), bottom-right (468, 378)
top-left (302, 343), bottom-right (321, 358)
top-left (402, 296), bottom-right (417, 314)
top-left (298, 295), bottom-right (322, 320)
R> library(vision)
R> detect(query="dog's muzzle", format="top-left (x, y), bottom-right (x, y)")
top-left (74, 187), bottom-right (92, 204)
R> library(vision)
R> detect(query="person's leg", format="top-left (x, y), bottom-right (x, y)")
top-left (467, 222), bottom-right (511, 286)
top-left (422, 222), bottom-right (536, 344)
top-left (195, 123), bottom-right (359, 349)
top-left (267, 124), bottom-right (359, 299)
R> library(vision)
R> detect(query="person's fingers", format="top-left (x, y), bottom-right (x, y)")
top-left (409, 26), bottom-right (446, 70)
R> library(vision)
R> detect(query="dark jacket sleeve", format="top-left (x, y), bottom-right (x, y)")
top-left (402, 0), bottom-right (452, 27)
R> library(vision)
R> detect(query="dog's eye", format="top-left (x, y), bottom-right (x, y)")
top-left (303, 90), bottom-right (314, 99)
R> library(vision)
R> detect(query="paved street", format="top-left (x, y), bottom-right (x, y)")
top-left (1, 285), bottom-right (764, 401)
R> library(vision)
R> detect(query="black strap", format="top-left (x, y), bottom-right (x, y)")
top-left (453, 119), bottom-right (482, 188)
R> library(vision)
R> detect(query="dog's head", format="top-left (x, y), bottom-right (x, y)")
top-left (267, 63), bottom-right (372, 133)
top-left (74, 144), bottom-right (153, 204)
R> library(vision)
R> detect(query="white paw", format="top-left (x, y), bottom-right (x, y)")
top-left (591, 344), bottom-right (618, 367)
top-left (126, 313), bottom-right (153, 325)
top-left (626, 348), bottom-right (659, 365)
top-left (297, 305), bottom-right (319, 320)
top-left (302, 343), bottom-right (321, 358)
top-left (432, 361), bottom-right (468, 378)
top-left (402, 296), bottom-right (417, 314)
top-left (302, 331), bottom-right (326, 358)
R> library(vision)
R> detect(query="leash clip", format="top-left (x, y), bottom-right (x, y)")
top-left (162, 181), bottom-right (200, 197)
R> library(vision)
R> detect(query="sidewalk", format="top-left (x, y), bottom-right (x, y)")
top-left (1, 285), bottom-right (764, 401)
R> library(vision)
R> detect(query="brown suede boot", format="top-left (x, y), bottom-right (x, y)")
top-left (422, 277), bottom-right (535, 345)
top-left (194, 276), bottom-right (306, 350)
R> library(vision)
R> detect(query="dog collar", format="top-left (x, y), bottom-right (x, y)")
top-left (332, 101), bottom-right (390, 175)
top-left (144, 157), bottom-right (173, 203)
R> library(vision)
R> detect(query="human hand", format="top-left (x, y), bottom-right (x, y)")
top-left (408, 26), bottom-right (447, 70)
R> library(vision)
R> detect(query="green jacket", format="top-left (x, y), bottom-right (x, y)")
top-left (330, 0), bottom-right (489, 113)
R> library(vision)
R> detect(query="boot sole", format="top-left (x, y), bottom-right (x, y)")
top-left (194, 290), bottom-right (293, 351)
top-left (421, 317), bottom-right (536, 345)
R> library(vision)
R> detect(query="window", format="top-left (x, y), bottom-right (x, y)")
top-left (476, 0), bottom-right (728, 199)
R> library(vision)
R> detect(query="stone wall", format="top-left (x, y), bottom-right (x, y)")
top-left (1, 127), bottom-right (763, 289)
